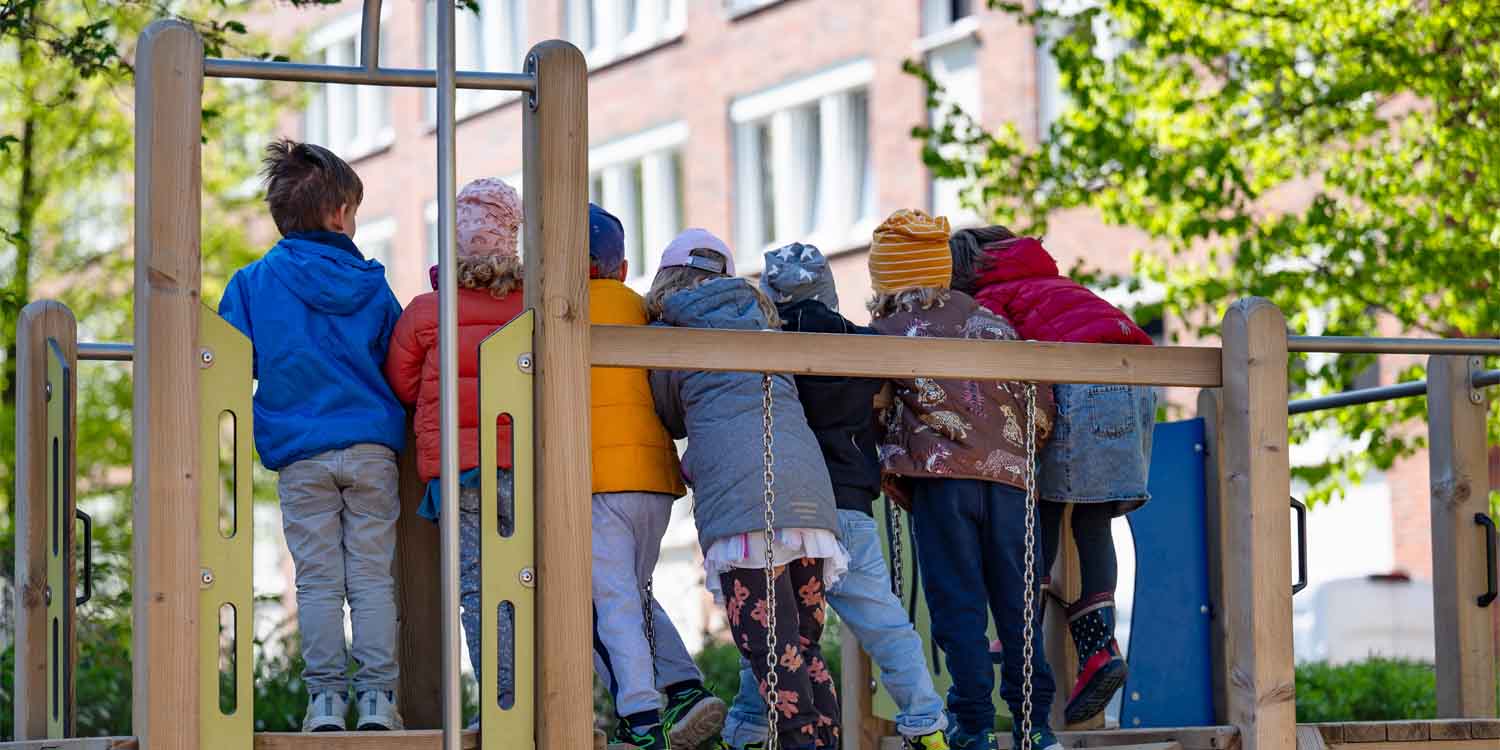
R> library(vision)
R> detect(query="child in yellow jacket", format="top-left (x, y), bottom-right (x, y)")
top-left (586, 203), bottom-right (726, 749)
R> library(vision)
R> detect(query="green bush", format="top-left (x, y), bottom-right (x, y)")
top-left (1295, 658), bottom-right (1437, 723)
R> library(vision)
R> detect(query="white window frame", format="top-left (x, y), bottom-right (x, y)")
top-left (422, 0), bottom-right (526, 123)
top-left (1036, 0), bottom-right (1129, 136)
top-left (305, 10), bottom-right (394, 161)
top-left (360, 216), bottom-right (398, 281)
top-left (924, 33), bottom-right (982, 227)
top-left (724, 0), bottom-right (786, 18)
top-left (730, 59), bottom-right (877, 272)
top-left (589, 122), bottom-right (689, 288)
top-left (921, 0), bottom-right (977, 38)
top-left (566, 0), bottom-right (686, 70)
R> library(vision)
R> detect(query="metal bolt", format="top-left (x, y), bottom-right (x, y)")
top-left (1133, 717), bottom-right (1142, 726)
top-left (517, 353), bottom-right (534, 374)
top-left (868, 678), bottom-right (878, 694)
top-left (519, 567), bottom-right (536, 587)
top-left (45, 381), bottom-right (52, 401)
top-left (201, 568), bottom-right (215, 586)
top-left (44, 586), bottom-right (52, 606)
top-left (199, 348), bottom-right (215, 368)
top-left (1194, 443), bottom-right (1204, 453)
top-left (1131, 691), bottom-right (1141, 701)
top-left (1200, 604), bottom-right (1210, 615)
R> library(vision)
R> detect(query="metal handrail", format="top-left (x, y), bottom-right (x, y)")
top-left (1289, 335), bottom-right (1500, 356)
top-left (78, 342), bottom-right (133, 362)
top-left (360, 0), bottom-right (381, 73)
top-left (202, 58), bottom-right (535, 92)
top-left (1289, 369), bottom-right (1500, 415)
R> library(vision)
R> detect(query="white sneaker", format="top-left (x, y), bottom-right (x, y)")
top-left (355, 689), bottom-right (404, 731)
top-left (302, 691), bottom-right (348, 732)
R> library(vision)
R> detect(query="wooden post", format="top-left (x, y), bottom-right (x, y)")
top-left (1219, 298), bottom-right (1295, 750)
top-left (395, 419), bottom-right (443, 728)
top-left (1198, 388), bottom-right (1231, 725)
top-left (840, 633), bottom-right (895, 749)
top-left (1428, 355), bottom-right (1497, 718)
top-left (132, 19), bottom-right (203, 750)
top-left (521, 40), bottom-right (592, 750)
top-left (14, 301), bottom-right (77, 739)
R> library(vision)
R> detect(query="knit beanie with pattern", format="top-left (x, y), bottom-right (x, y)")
top-left (867, 208), bottom-right (952, 293)
top-left (455, 177), bottom-right (522, 258)
top-left (760, 242), bottom-right (839, 311)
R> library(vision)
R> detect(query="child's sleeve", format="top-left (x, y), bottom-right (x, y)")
top-left (648, 368), bottom-right (687, 439)
top-left (384, 305), bottom-right (424, 406)
top-left (217, 272), bottom-right (256, 378)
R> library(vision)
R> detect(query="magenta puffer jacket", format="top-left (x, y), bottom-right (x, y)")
top-left (972, 237), bottom-right (1154, 346)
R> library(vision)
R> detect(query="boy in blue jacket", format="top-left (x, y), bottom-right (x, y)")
top-left (219, 139), bottom-right (407, 733)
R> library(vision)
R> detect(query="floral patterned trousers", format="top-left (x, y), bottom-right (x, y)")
top-left (719, 558), bottom-right (840, 749)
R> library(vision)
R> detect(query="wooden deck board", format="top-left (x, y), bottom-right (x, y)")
top-left (253, 730), bottom-right (478, 749)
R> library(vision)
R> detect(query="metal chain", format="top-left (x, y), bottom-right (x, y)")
top-left (643, 578), bottom-right (658, 682)
top-left (761, 372), bottom-right (780, 749)
top-left (885, 496), bottom-right (905, 598)
top-left (1020, 382), bottom-right (1039, 750)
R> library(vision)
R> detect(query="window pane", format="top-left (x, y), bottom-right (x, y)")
top-left (803, 103), bottom-right (823, 235)
top-left (624, 0), bottom-right (640, 35)
top-left (756, 122), bottom-right (775, 250)
top-left (671, 151), bottom-right (685, 240)
top-left (589, 175), bottom-right (604, 205)
top-left (629, 161), bottom-right (647, 271)
top-left (850, 90), bottom-right (874, 221)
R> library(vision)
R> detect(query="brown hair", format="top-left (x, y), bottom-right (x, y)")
top-left (645, 266), bottom-right (781, 327)
top-left (948, 225), bottom-right (1018, 295)
top-left (261, 139), bottom-right (364, 236)
top-left (867, 287), bottom-right (951, 320)
top-left (457, 254), bottom-right (523, 298)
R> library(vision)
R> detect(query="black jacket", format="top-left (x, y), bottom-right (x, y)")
top-left (778, 299), bottom-right (883, 516)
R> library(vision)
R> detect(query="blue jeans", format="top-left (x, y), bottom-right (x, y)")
top-left (910, 478), bottom-right (1054, 737)
top-left (722, 510), bottom-right (948, 744)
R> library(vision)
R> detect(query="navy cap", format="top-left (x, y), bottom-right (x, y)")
top-left (588, 202), bottom-right (625, 273)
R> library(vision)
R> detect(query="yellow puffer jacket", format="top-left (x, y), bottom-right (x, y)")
top-left (589, 279), bottom-right (687, 497)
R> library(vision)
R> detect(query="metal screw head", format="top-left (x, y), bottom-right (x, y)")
top-left (519, 566), bottom-right (536, 587)
top-left (1471, 391), bottom-right (1485, 405)
top-left (44, 586), bottom-right (52, 606)
top-left (45, 381), bottom-right (52, 401)
top-left (1194, 443), bottom-right (1204, 453)
top-left (517, 353), bottom-right (534, 374)
top-left (524, 54), bottom-right (538, 110)
top-left (199, 348), bottom-right (215, 368)
top-left (201, 568), bottom-right (215, 586)
top-left (1131, 691), bottom-right (1141, 701)
top-left (1200, 604), bottom-right (1210, 615)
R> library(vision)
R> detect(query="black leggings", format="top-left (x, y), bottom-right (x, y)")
top-left (1039, 502), bottom-right (1118, 600)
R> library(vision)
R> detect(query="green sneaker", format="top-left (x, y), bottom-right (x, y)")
top-left (661, 684), bottom-right (727, 749)
top-left (905, 729), bottom-right (953, 749)
top-left (613, 721), bottom-right (670, 750)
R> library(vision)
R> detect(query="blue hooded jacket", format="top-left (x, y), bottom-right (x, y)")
top-left (218, 230), bottom-right (406, 470)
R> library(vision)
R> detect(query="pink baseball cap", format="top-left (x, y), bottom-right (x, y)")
top-left (658, 228), bottom-right (736, 277)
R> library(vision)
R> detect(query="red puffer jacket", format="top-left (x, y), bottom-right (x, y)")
top-left (972, 237), bottom-right (1154, 346)
top-left (385, 279), bottom-right (524, 482)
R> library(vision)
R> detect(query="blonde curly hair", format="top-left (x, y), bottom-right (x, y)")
top-left (457, 254), bottom-right (523, 298)
top-left (867, 287), bottom-right (950, 320)
top-left (645, 266), bottom-right (781, 327)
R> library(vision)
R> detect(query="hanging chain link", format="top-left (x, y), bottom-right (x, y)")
top-left (885, 496), bottom-right (905, 598)
top-left (1020, 382), bottom-right (1039, 750)
top-left (643, 578), bottom-right (658, 681)
top-left (761, 372), bottom-right (780, 750)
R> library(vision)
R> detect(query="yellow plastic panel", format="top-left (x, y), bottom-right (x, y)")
top-left (478, 309), bottom-right (535, 750)
top-left (198, 304), bottom-right (254, 749)
top-left (45, 339), bottom-right (70, 738)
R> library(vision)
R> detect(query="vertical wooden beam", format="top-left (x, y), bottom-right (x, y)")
top-left (840, 632), bottom-right (894, 749)
top-left (14, 301), bottom-right (77, 740)
top-left (1219, 298), bottom-right (1295, 750)
top-left (521, 40), bottom-right (592, 750)
top-left (132, 19), bottom-right (203, 750)
top-left (1198, 388), bottom-right (1231, 725)
top-left (395, 420), bottom-right (443, 729)
top-left (1428, 355), bottom-right (1497, 718)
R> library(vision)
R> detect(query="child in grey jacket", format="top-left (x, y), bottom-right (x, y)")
top-left (646, 229), bottom-right (845, 750)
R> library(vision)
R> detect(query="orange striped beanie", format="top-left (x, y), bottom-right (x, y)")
top-left (868, 209), bottom-right (953, 293)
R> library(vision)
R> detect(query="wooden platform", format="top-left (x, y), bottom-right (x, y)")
top-left (0, 731), bottom-right (481, 750)
top-left (1301, 720), bottom-right (1500, 749)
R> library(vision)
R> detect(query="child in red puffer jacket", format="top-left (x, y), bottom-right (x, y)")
top-left (951, 226), bottom-right (1157, 726)
top-left (384, 177), bottom-right (524, 723)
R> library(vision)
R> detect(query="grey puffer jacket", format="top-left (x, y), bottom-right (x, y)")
top-left (648, 277), bottom-right (839, 552)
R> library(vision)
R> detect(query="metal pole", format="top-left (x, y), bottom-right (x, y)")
top-left (1289, 335), bottom-right (1500, 356)
top-left (77, 342), bottom-right (134, 362)
top-left (202, 58), bottom-right (535, 91)
top-left (1288, 370), bottom-right (1499, 415)
top-left (435, 0), bottom-right (462, 746)
top-left (359, 0), bottom-right (381, 72)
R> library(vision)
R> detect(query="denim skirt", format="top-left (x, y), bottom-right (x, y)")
top-left (1038, 383), bottom-right (1156, 514)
